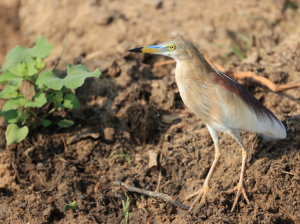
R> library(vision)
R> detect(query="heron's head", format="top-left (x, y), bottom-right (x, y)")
top-left (129, 39), bottom-right (196, 61)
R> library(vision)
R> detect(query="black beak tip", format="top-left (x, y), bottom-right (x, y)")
top-left (128, 47), bottom-right (143, 53)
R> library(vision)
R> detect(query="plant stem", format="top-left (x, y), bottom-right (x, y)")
top-left (42, 107), bottom-right (56, 120)
top-left (53, 33), bottom-right (69, 71)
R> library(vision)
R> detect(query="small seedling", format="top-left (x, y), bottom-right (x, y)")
top-left (283, 0), bottom-right (299, 11)
top-left (228, 33), bottom-right (251, 61)
top-left (0, 35), bottom-right (101, 144)
top-left (118, 185), bottom-right (147, 223)
top-left (140, 194), bottom-right (149, 200)
top-left (121, 197), bottom-right (132, 224)
top-left (109, 150), bottom-right (130, 164)
top-left (63, 201), bottom-right (77, 212)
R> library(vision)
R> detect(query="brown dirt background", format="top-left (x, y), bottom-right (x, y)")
top-left (1, 0), bottom-right (300, 223)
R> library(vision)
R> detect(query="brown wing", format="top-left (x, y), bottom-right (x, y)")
top-left (212, 70), bottom-right (282, 127)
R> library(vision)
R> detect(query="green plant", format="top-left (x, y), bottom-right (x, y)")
top-left (121, 196), bottom-right (131, 224)
top-left (63, 201), bottom-right (77, 212)
top-left (109, 150), bottom-right (131, 164)
top-left (0, 35), bottom-right (101, 144)
top-left (228, 33), bottom-right (251, 61)
top-left (283, 0), bottom-right (299, 11)
top-left (117, 186), bottom-right (147, 223)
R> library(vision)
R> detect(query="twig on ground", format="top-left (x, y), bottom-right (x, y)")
top-left (62, 138), bottom-right (68, 150)
top-left (155, 167), bottom-right (162, 192)
top-left (281, 170), bottom-right (295, 175)
top-left (12, 161), bottom-right (20, 182)
top-left (120, 185), bottom-right (136, 207)
top-left (147, 217), bottom-right (152, 224)
top-left (113, 181), bottom-right (190, 211)
top-left (158, 180), bottom-right (171, 191)
top-left (51, 132), bottom-right (73, 138)
top-left (262, 160), bottom-right (272, 174)
top-left (178, 168), bottom-right (183, 183)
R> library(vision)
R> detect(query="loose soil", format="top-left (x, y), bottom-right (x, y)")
top-left (0, 0), bottom-right (300, 223)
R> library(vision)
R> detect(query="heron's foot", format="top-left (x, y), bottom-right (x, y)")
top-left (185, 184), bottom-right (209, 213)
top-left (222, 181), bottom-right (250, 212)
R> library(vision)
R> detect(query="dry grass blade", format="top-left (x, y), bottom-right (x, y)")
top-left (12, 161), bottom-right (20, 182)
top-left (281, 170), bottom-right (295, 175)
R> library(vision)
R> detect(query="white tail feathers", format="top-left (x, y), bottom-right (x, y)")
top-left (259, 119), bottom-right (287, 142)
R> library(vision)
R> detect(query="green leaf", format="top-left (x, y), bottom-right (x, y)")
top-left (0, 110), bottom-right (22, 123)
top-left (66, 64), bottom-right (101, 89)
top-left (35, 56), bottom-right (45, 70)
top-left (42, 119), bottom-right (51, 127)
top-left (1, 35), bottom-right (53, 75)
top-left (62, 86), bottom-right (75, 95)
top-left (1, 47), bottom-right (37, 76)
top-left (63, 201), bottom-right (77, 212)
top-left (45, 92), bottom-right (55, 103)
top-left (0, 79), bottom-right (22, 99)
top-left (1, 45), bottom-right (30, 72)
top-left (31, 35), bottom-right (54, 59)
top-left (53, 90), bottom-right (63, 107)
top-left (63, 94), bottom-right (80, 109)
top-left (6, 124), bottom-right (29, 145)
top-left (2, 97), bottom-right (26, 112)
top-left (24, 92), bottom-right (47, 108)
top-left (58, 119), bottom-right (74, 128)
top-left (0, 71), bottom-right (23, 99)
top-left (20, 111), bottom-right (28, 125)
top-left (24, 58), bottom-right (38, 76)
top-left (10, 62), bottom-right (26, 76)
top-left (36, 63), bottom-right (101, 90)
top-left (36, 70), bottom-right (60, 89)
top-left (0, 71), bottom-right (23, 84)
top-left (46, 95), bottom-right (53, 103)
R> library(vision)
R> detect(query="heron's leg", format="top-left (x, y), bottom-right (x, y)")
top-left (222, 129), bottom-right (250, 212)
top-left (186, 124), bottom-right (220, 212)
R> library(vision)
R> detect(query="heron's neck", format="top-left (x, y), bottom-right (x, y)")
top-left (174, 53), bottom-right (214, 79)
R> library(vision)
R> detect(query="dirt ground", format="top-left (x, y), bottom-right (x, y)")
top-left (1, 0), bottom-right (300, 223)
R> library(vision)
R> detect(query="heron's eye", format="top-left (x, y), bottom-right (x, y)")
top-left (169, 45), bottom-right (176, 50)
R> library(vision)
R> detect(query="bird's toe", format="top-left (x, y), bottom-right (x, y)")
top-left (186, 185), bottom-right (209, 213)
top-left (221, 183), bottom-right (250, 212)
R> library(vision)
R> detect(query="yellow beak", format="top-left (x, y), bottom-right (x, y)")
top-left (129, 45), bottom-right (165, 54)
